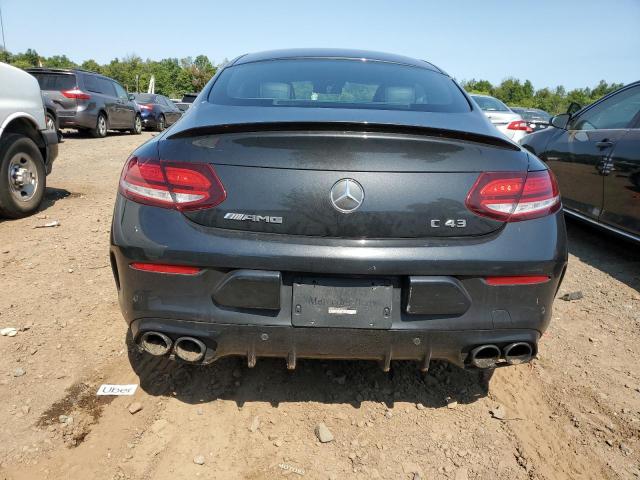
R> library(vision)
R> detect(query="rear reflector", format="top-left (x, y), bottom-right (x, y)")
top-left (507, 120), bottom-right (533, 133)
top-left (130, 262), bottom-right (201, 275)
top-left (119, 157), bottom-right (226, 211)
top-left (61, 88), bottom-right (91, 100)
top-left (485, 275), bottom-right (550, 285)
top-left (465, 170), bottom-right (560, 222)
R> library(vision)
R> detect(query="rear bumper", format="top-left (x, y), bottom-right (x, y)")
top-left (131, 318), bottom-right (540, 369)
top-left (57, 109), bottom-right (96, 129)
top-left (41, 129), bottom-right (58, 175)
top-left (111, 199), bottom-right (567, 366)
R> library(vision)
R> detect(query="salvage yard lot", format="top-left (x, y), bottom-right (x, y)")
top-left (0, 132), bottom-right (639, 479)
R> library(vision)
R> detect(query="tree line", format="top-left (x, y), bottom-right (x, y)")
top-left (460, 78), bottom-right (624, 114)
top-left (0, 48), bottom-right (220, 99)
top-left (0, 48), bottom-right (625, 112)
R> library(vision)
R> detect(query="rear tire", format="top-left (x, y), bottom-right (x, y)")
top-left (131, 115), bottom-right (142, 135)
top-left (90, 113), bottom-right (108, 138)
top-left (0, 134), bottom-right (46, 219)
top-left (156, 115), bottom-right (165, 132)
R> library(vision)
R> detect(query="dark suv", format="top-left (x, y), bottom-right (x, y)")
top-left (26, 68), bottom-right (142, 138)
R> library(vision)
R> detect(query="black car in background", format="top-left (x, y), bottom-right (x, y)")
top-left (26, 68), bottom-right (142, 138)
top-left (510, 107), bottom-right (551, 133)
top-left (521, 81), bottom-right (640, 242)
top-left (132, 93), bottom-right (183, 131)
top-left (111, 49), bottom-right (567, 373)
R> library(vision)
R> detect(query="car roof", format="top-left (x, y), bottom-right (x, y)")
top-left (231, 49), bottom-right (443, 73)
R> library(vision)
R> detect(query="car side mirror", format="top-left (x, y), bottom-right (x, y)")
top-left (128, 94), bottom-right (136, 101)
top-left (566, 102), bottom-right (581, 116)
top-left (550, 113), bottom-right (571, 130)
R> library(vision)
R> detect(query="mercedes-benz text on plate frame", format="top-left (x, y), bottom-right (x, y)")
top-left (330, 178), bottom-right (365, 213)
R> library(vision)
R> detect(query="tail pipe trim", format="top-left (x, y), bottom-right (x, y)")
top-left (174, 336), bottom-right (207, 363)
top-left (468, 344), bottom-right (501, 369)
top-left (503, 342), bottom-right (533, 365)
top-left (139, 331), bottom-right (173, 356)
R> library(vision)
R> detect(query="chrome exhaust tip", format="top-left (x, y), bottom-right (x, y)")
top-left (468, 344), bottom-right (501, 369)
top-left (503, 342), bottom-right (533, 365)
top-left (139, 331), bottom-right (173, 356)
top-left (174, 337), bottom-right (207, 363)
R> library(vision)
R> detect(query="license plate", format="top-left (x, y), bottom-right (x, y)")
top-left (292, 277), bottom-right (393, 329)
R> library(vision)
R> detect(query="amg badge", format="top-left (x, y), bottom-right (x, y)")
top-left (224, 213), bottom-right (283, 224)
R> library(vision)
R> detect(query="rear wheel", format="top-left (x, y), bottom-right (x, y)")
top-left (156, 115), bottom-right (165, 132)
top-left (45, 113), bottom-right (56, 132)
top-left (0, 134), bottom-right (46, 219)
top-left (131, 115), bottom-right (142, 135)
top-left (90, 113), bottom-right (108, 138)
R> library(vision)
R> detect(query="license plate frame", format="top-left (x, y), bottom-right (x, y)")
top-left (292, 277), bottom-right (393, 329)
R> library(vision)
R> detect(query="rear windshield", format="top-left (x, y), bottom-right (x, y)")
top-left (29, 72), bottom-right (76, 91)
top-left (471, 95), bottom-right (510, 112)
top-left (133, 94), bottom-right (156, 103)
top-left (208, 59), bottom-right (470, 112)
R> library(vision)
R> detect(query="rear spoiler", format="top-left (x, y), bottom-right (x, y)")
top-left (167, 121), bottom-right (521, 150)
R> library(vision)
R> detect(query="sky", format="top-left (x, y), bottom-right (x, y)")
top-left (1, 0), bottom-right (639, 90)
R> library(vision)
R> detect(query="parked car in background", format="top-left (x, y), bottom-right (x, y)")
top-left (171, 93), bottom-right (199, 112)
top-left (26, 68), bottom-right (142, 138)
top-left (112, 49), bottom-right (567, 373)
top-left (0, 62), bottom-right (58, 218)
top-left (510, 107), bottom-right (551, 133)
top-left (521, 81), bottom-right (640, 242)
top-left (470, 94), bottom-right (531, 142)
top-left (132, 93), bottom-right (183, 131)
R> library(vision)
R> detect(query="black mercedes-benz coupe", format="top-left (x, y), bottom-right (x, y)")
top-left (110, 49), bottom-right (567, 372)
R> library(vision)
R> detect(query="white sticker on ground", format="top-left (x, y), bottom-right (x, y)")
top-left (96, 384), bottom-right (139, 396)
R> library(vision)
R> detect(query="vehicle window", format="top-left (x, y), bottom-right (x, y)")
top-left (572, 86), bottom-right (640, 130)
top-left (134, 93), bottom-right (156, 104)
top-left (98, 78), bottom-right (116, 97)
top-left (209, 59), bottom-right (470, 113)
top-left (30, 73), bottom-right (76, 91)
top-left (113, 82), bottom-right (129, 100)
top-left (471, 95), bottom-right (510, 112)
top-left (84, 74), bottom-right (102, 94)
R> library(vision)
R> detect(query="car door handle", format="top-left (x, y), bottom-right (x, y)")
top-left (596, 140), bottom-right (613, 149)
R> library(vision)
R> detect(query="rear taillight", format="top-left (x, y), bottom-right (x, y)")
top-left (119, 157), bottom-right (226, 211)
top-left (465, 170), bottom-right (560, 222)
top-left (139, 104), bottom-right (153, 110)
top-left (61, 88), bottom-right (91, 100)
top-left (507, 120), bottom-right (533, 133)
top-left (130, 262), bottom-right (201, 275)
top-left (485, 275), bottom-right (550, 286)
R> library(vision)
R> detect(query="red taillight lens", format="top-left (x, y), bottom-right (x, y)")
top-left (119, 157), bottom-right (226, 211)
top-left (139, 104), bottom-right (152, 110)
top-left (61, 88), bottom-right (91, 100)
top-left (130, 262), bottom-right (201, 275)
top-left (465, 170), bottom-right (560, 222)
top-left (507, 120), bottom-right (533, 133)
top-left (485, 275), bottom-right (550, 285)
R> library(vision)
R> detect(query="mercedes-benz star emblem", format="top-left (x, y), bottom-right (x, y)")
top-left (330, 178), bottom-right (365, 213)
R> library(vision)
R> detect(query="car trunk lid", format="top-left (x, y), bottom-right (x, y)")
top-left (159, 123), bottom-right (528, 238)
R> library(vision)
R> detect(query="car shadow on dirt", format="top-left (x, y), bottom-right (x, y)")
top-left (566, 217), bottom-right (640, 293)
top-left (126, 333), bottom-right (492, 410)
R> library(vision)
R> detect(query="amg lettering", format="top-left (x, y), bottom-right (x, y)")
top-left (224, 213), bottom-right (283, 224)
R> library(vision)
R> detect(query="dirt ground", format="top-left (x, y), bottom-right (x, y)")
top-left (0, 131), bottom-right (639, 480)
